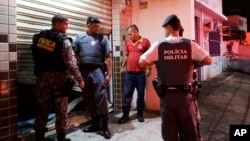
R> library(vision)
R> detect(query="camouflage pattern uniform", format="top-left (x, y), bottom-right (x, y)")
top-left (33, 32), bottom-right (83, 134)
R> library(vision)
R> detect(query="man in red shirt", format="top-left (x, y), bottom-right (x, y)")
top-left (118, 24), bottom-right (151, 124)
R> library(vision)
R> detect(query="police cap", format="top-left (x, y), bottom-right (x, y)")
top-left (86, 16), bottom-right (101, 24)
top-left (52, 14), bottom-right (68, 26)
top-left (162, 14), bottom-right (179, 27)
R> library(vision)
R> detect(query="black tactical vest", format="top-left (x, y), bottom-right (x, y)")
top-left (155, 38), bottom-right (194, 85)
top-left (77, 33), bottom-right (105, 65)
top-left (31, 30), bottom-right (67, 74)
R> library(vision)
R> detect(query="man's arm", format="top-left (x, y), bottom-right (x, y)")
top-left (62, 39), bottom-right (84, 88)
top-left (138, 58), bottom-right (154, 68)
top-left (105, 52), bottom-right (113, 85)
top-left (120, 53), bottom-right (128, 75)
top-left (194, 56), bottom-right (212, 67)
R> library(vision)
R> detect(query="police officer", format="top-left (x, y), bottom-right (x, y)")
top-left (139, 14), bottom-right (212, 141)
top-left (31, 14), bottom-right (85, 141)
top-left (73, 16), bottom-right (113, 139)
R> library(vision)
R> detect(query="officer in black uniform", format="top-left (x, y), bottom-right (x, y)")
top-left (31, 13), bottom-right (84, 141)
top-left (139, 14), bottom-right (212, 141)
top-left (73, 16), bottom-right (113, 139)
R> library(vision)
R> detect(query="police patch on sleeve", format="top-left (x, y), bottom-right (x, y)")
top-left (64, 39), bottom-right (72, 48)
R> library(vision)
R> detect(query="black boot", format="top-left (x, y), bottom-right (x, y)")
top-left (137, 111), bottom-right (144, 122)
top-left (57, 132), bottom-right (71, 141)
top-left (83, 117), bottom-right (102, 132)
top-left (118, 109), bottom-right (130, 124)
top-left (101, 118), bottom-right (112, 139)
top-left (35, 130), bottom-right (45, 141)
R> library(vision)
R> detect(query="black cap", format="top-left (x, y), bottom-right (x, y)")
top-left (86, 16), bottom-right (101, 24)
top-left (52, 14), bottom-right (68, 26)
top-left (162, 14), bottom-right (179, 27)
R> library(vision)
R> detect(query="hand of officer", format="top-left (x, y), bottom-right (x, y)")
top-left (105, 74), bottom-right (112, 85)
top-left (78, 80), bottom-right (85, 89)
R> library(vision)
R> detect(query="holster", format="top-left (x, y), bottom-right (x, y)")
top-left (152, 80), bottom-right (166, 98)
top-left (157, 83), bottom-right (167, 98)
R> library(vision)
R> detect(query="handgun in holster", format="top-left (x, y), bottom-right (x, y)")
top-left (152, 80), bottom-right (166, 98)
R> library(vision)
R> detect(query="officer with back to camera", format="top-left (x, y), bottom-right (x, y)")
top-left (31, 13), bottom-right (85, 141)
top-left (73, 16), bottom-right (113, 139)
top-left (139, 14), bottom-right (212, 141)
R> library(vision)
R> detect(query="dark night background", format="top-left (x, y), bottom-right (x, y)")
top-left (222, 0), bottom-right (250, 31)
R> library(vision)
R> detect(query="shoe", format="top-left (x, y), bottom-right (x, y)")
top-left (137, 112), bottom-right (144, 122)
top-left (102, 128), bottom-right (112, 139)
top-left (118, 115), bottom-right (130, 124)
top-left (101, 117), bottom-right (112, 139)
top-left (83, 124), bottom-right (102, 132)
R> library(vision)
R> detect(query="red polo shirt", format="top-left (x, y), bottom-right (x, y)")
top-left (125, 37), bottom-right (151, 72)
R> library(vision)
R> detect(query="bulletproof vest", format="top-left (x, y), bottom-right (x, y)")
top-left (155, 38), bottom-right (194, 85)
top-left (31, 30), bottom-right (67, 74)
top-left (77, 33), bottom-right (105, 65)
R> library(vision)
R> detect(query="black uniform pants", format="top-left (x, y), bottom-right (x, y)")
top-left (160, 90), bottom-right (198, 141)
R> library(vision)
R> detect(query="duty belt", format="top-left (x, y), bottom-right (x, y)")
top-left (165, 84), bottom-right (191, 91)
top-left (79, 63), bottom-right (102, 70)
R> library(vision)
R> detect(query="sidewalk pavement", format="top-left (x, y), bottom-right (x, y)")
top-left (63, 71), bottom-right (250, 141)
top-left (198, 71), bottom-right (250, 141)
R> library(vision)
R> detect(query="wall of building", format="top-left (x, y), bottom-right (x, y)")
top-left (0, 0), bottom-right (18, 140)
top-left (131, 0), bottom-right (194, 42)
top-left (195, 0), bottom-right (227, 80)
top-left (221, 40), bottom-right (240, 71)
top-left (238, 44), bottom-right (250, 73)
top-left (194, 8), bottom-right (222, 80)
top-left (221, 38), bottom-right (250, 74)
top-left (196, 0), bottom-right (223, 15)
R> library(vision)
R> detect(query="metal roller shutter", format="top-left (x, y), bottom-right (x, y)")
top-left (17, 0), bottom-right (112, 84)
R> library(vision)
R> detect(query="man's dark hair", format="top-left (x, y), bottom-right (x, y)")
top-left (127, 24), bottom-right (139, 32)
top-left (52, 14), bottom-right (68, 26)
